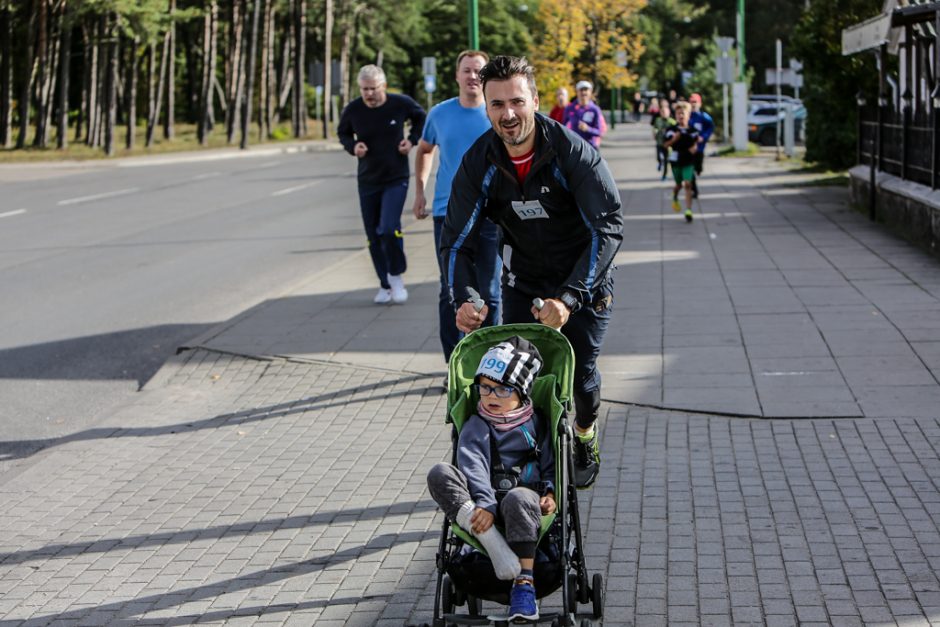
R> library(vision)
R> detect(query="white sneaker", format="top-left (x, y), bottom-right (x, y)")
top-left (373, 288), bottom-right (392, 304)
top-left (387, 274), bottom-right (408, 304)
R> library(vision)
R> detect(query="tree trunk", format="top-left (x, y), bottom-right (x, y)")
top-left (240, 0), bottom-right (261, 149)
top-left (32, 0), bottom-right (48, 147)
top-left (126, 36), bottom-right (138, 150)
top-left (338, 7), bottom-right (351, 110)
top-left (16, 0), bottom-right (37, 149)
top-left (198, 0), bottom-right (218, 145)
top-left (292, 0), bottom-right (306, 137)
top-left (276, 13), bottom-right (292, 121)
top-left (103, 14), bottom-right (118, 156)
top-left (56, 0), bottom-right (71, 149)
top-left (259, 0), bottom-right (272, 139)
top-left (92, 15), bottom-right (107, 148)
top-left (75, 23), bottom-right (93, 142)
top-left (164, 0), bottom-right (175, 139)
top-left (147, 31), bottom-right (169, 147)
top-left (1, 1), bottom-right (13, 148)
top-left (322, 0), bottom-right (332, 139)
top-left (224, 0), bottom-right (243, 143)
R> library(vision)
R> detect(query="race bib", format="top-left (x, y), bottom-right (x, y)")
top-left (583, 111), bottom-right (595, 124)
top-left (511, 199), bottom-right (548, 220)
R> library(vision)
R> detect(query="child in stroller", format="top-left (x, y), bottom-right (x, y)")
top-left (427, 336), bottom-right (555, 622)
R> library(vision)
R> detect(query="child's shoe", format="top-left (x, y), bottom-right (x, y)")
top-left (671, 198), bottom-right (681, 212)
top-left (685, 209), bottom-right (693, 222)
top-left (507, 579), bottom-right (538, 622)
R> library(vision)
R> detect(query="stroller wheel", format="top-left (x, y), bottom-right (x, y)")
top-left (580, 619), bottom-right (593, 627)
top-left (441, 574), bottom-right (455, 614)
top-left (567, 573), bottom-right (578, 610)
top-left (591, 573), bottom-right (604, 618)
top-left (466, 595), bottom-right (482, 616)
top-left (578, 573), bottom-right (590, 604)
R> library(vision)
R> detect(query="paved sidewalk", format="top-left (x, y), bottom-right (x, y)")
top-left (2, 123), bottom-right (940, 626)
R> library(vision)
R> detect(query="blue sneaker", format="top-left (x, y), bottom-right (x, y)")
top-left (508, 580), bottom-right (538, 622)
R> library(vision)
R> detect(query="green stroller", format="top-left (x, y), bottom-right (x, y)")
top-left (429, 323), bottom-right (604, 627)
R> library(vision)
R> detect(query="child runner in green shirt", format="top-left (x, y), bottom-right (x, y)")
top-left (662, 101), bottom-right (700, 222)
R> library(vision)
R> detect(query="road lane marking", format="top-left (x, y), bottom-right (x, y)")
top-left (258, 160), bottom-right (281, 168)
top-left (190, 172), bottom-right (221, 181)
top-left (0, 209), bottom-right (27, 218)
top-left (57, 187), bottom-right (140, 206)
top-left (271, 180), bottom-right (321, 197)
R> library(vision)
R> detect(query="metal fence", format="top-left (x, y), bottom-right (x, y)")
top-left (858, 103), bottom-right (940, 189)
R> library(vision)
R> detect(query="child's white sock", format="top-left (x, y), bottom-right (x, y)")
top-left (455, 501), bottom-right (521, 580)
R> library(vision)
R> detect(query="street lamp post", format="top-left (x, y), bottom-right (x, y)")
top-left (468, 0), bottom-right (479, 49)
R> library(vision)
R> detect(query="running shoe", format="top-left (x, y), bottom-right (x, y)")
top-left (388, 274), bottom-right (408, 304)
top-left (671, 199), bottom-right (681, 212)
top-left (507, 580), bottom-right (538, 622)
top-left (373, 288), bottom-right (392, 304)
top-left (685, 209), bottom-right (693, 222)
top-left (573, 429), bottom-right (600, 488)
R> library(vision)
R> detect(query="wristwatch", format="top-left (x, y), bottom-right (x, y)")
top-left (558, 291), bottom-right (580, 313)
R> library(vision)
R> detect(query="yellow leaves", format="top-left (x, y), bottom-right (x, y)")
top-left (531, 0), bottom-right (647, 96)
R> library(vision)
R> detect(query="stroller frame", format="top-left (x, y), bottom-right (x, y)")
top-left (428, 324), bottom-right (604, 627)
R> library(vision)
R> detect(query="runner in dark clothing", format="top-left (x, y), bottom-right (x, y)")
top-left (338, 64), bottom-right (426, 305)
top-left (440, 56), bottom-right (623, 489)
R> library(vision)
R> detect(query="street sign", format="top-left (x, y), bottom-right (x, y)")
top-left (716, 57), bottom-right (734, 84)
top-left (841, 13), bottom-right (892, 55)
top-left (715, 36), bottom-right (735, 53)
top-left (616, 50), bottom-right (628, 68)
top-left (789, 59), bottom-right (803, 72)
top-left (422, 56), bottom-right (437, 76)
top-left (765, 68), bottom-right (803, 88)
top-left (424, 74), bottom-right (436, 93)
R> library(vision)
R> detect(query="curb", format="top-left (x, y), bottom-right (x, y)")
top-left (0, 140), bottom-right (343, 171)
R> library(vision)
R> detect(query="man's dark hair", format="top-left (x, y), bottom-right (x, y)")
top-left (479, 55), bottom-right (538, 98)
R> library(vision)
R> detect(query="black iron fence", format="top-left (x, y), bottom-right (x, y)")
top-left (858, 103), bottom-right (940, 189)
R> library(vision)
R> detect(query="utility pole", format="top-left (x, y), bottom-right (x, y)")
top-left (468, 0), bottom-right (478, 49)
top-left (737, 0), bottom-right (746, 81)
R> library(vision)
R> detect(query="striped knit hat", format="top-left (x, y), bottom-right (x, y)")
top-left (475, 336), bottom-right (543, 401)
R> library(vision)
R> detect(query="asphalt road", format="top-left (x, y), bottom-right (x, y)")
top-left (0, 147), bottom-right (374, 471)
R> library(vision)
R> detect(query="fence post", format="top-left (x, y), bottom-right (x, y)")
top-left (902, 88), bottom-right (912, 181)
top-left (933, 11), bottom-right (940, 190)
top-left (856, 92), bottom-right (865, 166)
top-left (877, 45), bottom-right (886, 172)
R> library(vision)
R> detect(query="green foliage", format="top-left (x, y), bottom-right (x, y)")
top-left (790, 0), bottom-right (877, 169)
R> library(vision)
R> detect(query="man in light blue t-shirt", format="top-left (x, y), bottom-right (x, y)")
top-left (413, 50), bottom-right (502, 365)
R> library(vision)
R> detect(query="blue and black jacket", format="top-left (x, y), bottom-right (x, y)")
top-left (440, 114), bottom-right (623, 311)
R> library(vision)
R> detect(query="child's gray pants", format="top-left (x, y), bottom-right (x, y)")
top-left (427, 462), bottom-right (541, 558)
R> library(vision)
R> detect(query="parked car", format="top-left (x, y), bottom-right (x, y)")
top-left (747, 100), bottom-right (807, 146)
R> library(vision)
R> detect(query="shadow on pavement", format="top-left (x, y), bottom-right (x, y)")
top-left (6, 529), bottom-right (435, 626)
top-left (0, 371), bottom-right (431, 462)
top-left (0, 500), bottom-right (437, 566)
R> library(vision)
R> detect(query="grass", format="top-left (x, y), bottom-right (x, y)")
top-left (780, 157), bottom-right (850, 187)
top-left (0, 119), bottom-right (330, 163)
top-left (715, 142), bottom-right (761, 157)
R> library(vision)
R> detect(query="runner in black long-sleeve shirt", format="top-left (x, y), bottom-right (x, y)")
top-left (337, 64), bottom-right (426, 304)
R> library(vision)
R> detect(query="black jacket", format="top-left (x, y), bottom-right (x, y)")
top-left (441, 114), bottom-right (623, 310)
top-left (337, 94), bottom-right (426, 186)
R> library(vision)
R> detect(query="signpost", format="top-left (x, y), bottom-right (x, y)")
top-left (716, 36), bottom-right (735, 143)
top-left (615, 49), bottom-right (628, 128)
top-left (422, 56), bottom-right (436, 110)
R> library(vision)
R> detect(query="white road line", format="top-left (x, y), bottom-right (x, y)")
top-left (57, 187), bottom-right (140, 206)
top-left (258, 160), bottom-right (282, 168)
top-left (190, 172), bottom-right (221, 181)
top-left (271, 180), bottom-right (321, 197)
top-left (0, 209), bottom-right (27, 219)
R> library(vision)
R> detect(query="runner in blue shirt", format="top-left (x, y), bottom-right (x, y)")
top-left (689, 92), bottom-right (714, 199)
top-left (413, 50), bottom-right (502, 368)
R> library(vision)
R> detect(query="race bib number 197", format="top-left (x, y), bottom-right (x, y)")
top-left (511, 199), bottom-right (548, 221)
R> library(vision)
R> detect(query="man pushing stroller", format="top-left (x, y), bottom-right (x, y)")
top-left (427, 336), bottom-right (555, 622)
